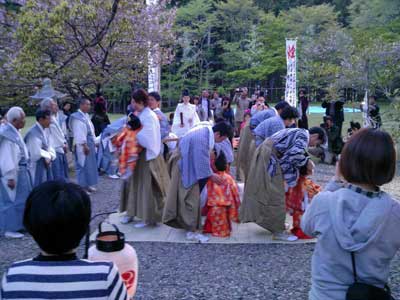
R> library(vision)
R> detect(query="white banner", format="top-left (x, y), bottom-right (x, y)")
top-left (285, 39), bottom-right (297, 107)
top-left (147, 0), bottom-right (161, 93)
top-left (148, 51), bottom-right (161, 93)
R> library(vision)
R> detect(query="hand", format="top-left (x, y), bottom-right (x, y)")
top-left (306, 159), bottom-right (315, 176)
top-left (157, 115), bottom-right (162, 120)
top-left (83, 144), bottom-right (90, 156)
top-left (210, 174), bottom-right (224, 185)
top-left (45, 159), bottom-right (51, 168)
top-left (180, 124), bottom-right (185, 128)
top-left (334, 161), bottom-right (342, 181)
top-left (232, 138), bottom-right (240, 148)
top-left (7, 179), bottom-right (16, 190)
top-left (63, 144), bottom-right (68, 153)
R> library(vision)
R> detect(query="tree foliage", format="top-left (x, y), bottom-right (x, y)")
top-left (2, 0), bottom-right (175, 102)
top-left (162, 0), bottom-right (400, 103)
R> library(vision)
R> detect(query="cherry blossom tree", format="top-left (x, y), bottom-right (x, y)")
top-left (12, 0), bottom-right (176, 99)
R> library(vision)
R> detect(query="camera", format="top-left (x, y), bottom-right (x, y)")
top-left (235, 88), bottom-right (243, 93)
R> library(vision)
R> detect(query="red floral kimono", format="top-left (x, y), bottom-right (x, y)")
top-left (203, 171), bottom-right (240, 237)
top-left (113, 127), bottom-right (142, 178)
top-left (286, 176), bottom-right (321, 239)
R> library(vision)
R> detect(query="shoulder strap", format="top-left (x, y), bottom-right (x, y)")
top-left (351, 252), bottom-right (358, 283)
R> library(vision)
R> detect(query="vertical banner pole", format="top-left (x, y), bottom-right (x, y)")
top-left (285, 39), bottom-right (297, 107)
top-left (147, 0), bottom-right (161, 93)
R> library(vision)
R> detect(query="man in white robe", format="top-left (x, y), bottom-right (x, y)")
top-left (40, 98), bottom-right (69, 181)
top-left (171, 90), bottom-right (200, 137)
top-left (0, 107), bottom-right (32, 238)
top-left (24, 110), bottom-right (56, 187)
top-left (70, 98), bottom-right (99, 193)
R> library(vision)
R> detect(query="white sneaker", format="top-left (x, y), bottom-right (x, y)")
top-left (273, 232), bottom-right (298, 242)
top-left (194, 233), bottom-right (209, 243)
top-left (88, 186), bottom-right (97, 192)
top-left (133, 222), bottom-right (148, 228)
top-left (5, 231), bottom-right (24, 239)
top-left (120, 216), bottom-right (133, 224)
top-left (108, 174), bottom-right (120, 179)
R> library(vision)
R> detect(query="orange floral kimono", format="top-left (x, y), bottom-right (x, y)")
top-left (113, 127), bottom-right (142, 178)
top-left (286, 176), bottom-right (321, 239)
top-left (203, 171), bottom-right (240, 237)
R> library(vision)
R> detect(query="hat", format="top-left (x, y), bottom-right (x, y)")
top-left (182, 89), bottom-right (190, 97)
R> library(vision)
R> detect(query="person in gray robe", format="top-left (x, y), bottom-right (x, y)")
top-left (0, 107), bottom-right (32, 238)
top-left (253, 106), bottom-right (299, 147)
top-left (240, 127), bottom-right (326, 242)
top-left (24, 110), bottom-right (55, 187)
top-left (40, 98), bottom-right (69, 181)
top-left (70, 98), bottom-right (99, 193)
top-left (163, 122), bottom-right (233, 243)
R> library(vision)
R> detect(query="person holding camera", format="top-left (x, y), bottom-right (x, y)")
top-left (233, 87), bottom-right (251, 136)
top-left (250, 94), bottom-right (268, 116)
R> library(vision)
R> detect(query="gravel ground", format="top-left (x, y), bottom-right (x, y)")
top-left (1, 163), bottom-right (400, 299)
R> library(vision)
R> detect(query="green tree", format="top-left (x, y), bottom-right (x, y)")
top-left (14, 0), bottom-right (176, 99)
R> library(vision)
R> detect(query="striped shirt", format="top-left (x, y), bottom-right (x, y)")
top-left (1, 255), bottom-right (127, 300)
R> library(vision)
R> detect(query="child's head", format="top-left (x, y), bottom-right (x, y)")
top-left (214, 150), bottom-right (227, 172)
top-left (244, 109), bottom-right (251, 121)
top-left (339, 128), bottom-right (396, 187)
top-left (23, 181), bottom-right (91, 255)
top-left (127, 113), bottom-right (141, 130)
top-left (350, 121), bottom-right (361, 131)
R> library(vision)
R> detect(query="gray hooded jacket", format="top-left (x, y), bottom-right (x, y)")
top-left (302, 180), bottom-right (400, 300)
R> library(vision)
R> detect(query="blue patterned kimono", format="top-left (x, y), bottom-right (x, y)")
top-left (70, 111), bottom-right (99, 187)
top-left (250, 109), bottom-right (277, 130)
top-left (0, 124), bottom-right (32, 233)
top-left (179, 126), bottom-right (213, 189)
top-left (97, 117), bottom-right (127, 175)
top-left (214, 139), bottom-right (234, 164)
top-left (268, 128), bottom-right (310, 187)
top-left (253, 115), bottom-right (285, 147)
top-left (24, 124), bottom-right (54, 187)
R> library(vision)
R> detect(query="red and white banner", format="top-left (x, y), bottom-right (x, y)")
top-left (285, 39), bottom-right (297, 107)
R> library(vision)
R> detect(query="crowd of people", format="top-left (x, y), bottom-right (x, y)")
top-left (0, 87), bottom-right (398, 300)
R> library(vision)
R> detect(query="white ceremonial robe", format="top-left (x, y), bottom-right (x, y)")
top-left (137, 107), bottom-right (161, 161)
top-left (71, 110), bottom-right (96, 167)
top-left (0, 128), bottom-right (28, 201)
top-left (49, 114), bottom-right (67, 154)
top-left (25, 123), bottom-right (56, 184)
top-left (171, 103), bottom-right (200, 138)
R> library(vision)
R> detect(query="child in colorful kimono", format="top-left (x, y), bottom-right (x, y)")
top-left (113, 113), bottom-right (142, 180)
top-left (203, 151), bottom-right (240, 237)
top-left (285, 162), bottom-right (321, 239)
